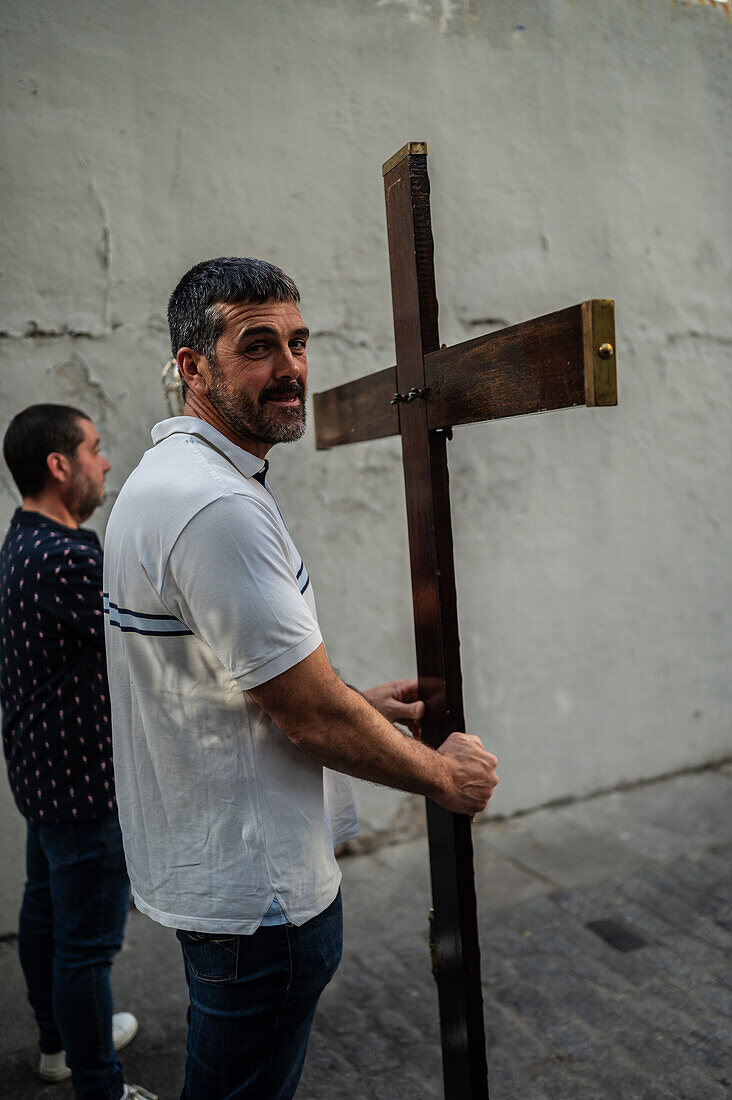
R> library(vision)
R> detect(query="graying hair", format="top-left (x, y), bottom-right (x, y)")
top-left (167, 257), bottom-right (301, 395)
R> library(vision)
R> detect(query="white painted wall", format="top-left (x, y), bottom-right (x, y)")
top-left (1, 0), bottom-right (730, 931)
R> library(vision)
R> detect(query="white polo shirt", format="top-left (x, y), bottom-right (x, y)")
top-left (103, 417), bottom-right (358, 934)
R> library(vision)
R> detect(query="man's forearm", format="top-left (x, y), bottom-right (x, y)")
top-left (247, 644), bottom-right (498, 815)
top-left (291, 685), bottom-right (447, 800)
top-left (250, 648), bottom-right (448, 801)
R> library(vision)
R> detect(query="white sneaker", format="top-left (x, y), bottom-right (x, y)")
top-left (122, 1086), bottom-right (158, 1099)
top-left (112, 1011), bottom-right (139, 1051)
top-left (37, 1049), bottom-right (71, 1082)
top-left (37, 1011), bottom-right (139, 1081)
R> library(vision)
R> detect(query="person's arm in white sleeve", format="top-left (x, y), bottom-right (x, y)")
top-left (163, 493), bottom-right (323, 686)
top-left (164, 494), bottom-right (498, 815)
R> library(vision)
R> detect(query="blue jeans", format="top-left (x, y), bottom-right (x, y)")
top-left (176, 890), bottom-right (343, 1100)
top-left (18, 815), bottom-right (131, 1100)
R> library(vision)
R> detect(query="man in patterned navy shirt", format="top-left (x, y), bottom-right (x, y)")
top-left (1, 405), bottom-right (154, 1100)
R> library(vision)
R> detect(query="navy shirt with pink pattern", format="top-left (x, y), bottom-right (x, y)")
top-left (0, 508), bottom-right (116, 826)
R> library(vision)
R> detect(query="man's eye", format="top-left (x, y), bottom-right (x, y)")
top-left (290, 340), bottom-right (307, 351)
top-left (247, 343), bottom-right (267, 354)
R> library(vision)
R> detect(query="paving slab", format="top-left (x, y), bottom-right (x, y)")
top-left (478, 814), bottom-right (650, 888)
top-left (0, 766), bottom-right (730, 1099)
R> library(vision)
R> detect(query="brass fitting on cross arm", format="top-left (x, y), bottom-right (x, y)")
top-left (390, 386), bottom-right (430, 405)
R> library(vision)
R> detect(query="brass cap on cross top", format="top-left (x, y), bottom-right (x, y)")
top-left (382, 142), bottom-right (428, 176)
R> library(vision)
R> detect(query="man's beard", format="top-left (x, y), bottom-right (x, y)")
top-left (208, 371), bottom-right (306, 446)
top-left (68, 471), bottom-right (105, 524)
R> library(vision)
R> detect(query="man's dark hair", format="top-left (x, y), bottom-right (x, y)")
top-left (167, 256), bottom-right (300, 364)
top-left (3, 404), bottom-right (90, 498)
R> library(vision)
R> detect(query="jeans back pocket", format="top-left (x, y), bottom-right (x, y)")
top-left (176, 930), bottom-right (239, 982)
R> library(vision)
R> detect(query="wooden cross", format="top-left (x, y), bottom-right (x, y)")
top-left (313, 142), bottom-right (617, 1099)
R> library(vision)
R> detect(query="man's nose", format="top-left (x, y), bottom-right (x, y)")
top-left (273, 345), bottom-right (304, 378)
top-left (102, 456), bottom-right (111, 473)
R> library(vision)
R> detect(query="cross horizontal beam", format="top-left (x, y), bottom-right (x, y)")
top-left (313, 299), bottom-right (616, 451)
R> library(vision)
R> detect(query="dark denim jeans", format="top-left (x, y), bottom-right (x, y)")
top-left (18, 815), bottom-right (130, 1100)
top-left (176, 890), bottom-right (343, 1100)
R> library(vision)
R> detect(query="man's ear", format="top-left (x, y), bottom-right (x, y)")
top-left (177, 348), bottom-right (212, 396)
top-left (46, 451), bottom-right (71, 485)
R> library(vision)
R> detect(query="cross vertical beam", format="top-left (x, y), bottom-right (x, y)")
top-left (314, 140), bottom-right (617, 1097)
top-left (383, 143), bottom-right (489, 1099)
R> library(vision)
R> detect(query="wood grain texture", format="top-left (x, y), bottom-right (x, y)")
top-left (384, 148), bottom-right (489, 1100)
top-left (425, 304), bottom-right (586, 429)
top-left (312, 300), bottom-right (616, 445)
top-left (313, 365), bottom-right (398, 450)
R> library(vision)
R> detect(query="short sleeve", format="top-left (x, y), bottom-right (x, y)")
top-left (162, 493), bottom-right (322, 689)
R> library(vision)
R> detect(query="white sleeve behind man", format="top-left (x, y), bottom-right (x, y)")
top-left (162, 492), bottom-right (323, 690)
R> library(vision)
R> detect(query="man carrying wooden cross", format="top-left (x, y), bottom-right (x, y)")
top-left (104, 256), bottom-right (500, 1100)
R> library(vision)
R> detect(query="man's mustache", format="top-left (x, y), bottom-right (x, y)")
top-left (259, 381), bottom-right (306, 405)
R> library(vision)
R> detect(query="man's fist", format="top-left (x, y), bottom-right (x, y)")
top-left (436, 732), bottom-right (499, 816)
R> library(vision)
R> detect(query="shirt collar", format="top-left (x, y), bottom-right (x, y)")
top-left (11, 508), bottom-right (100, 542)
top-left (151, 417), bottom-right (268, 480)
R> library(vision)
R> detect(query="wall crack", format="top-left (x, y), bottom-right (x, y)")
top-left (0, 322), bottom-right (120, 341)
top-left (665, 330), bottom-right (732, 347)
top-left (78, 154), bottom-right (113, 329)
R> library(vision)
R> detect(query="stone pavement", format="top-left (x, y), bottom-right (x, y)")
top-left (0, 766), bottom-right (730, 1099)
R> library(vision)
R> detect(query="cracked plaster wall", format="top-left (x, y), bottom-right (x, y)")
top-left (0, 0), bottom-right (730, 929)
